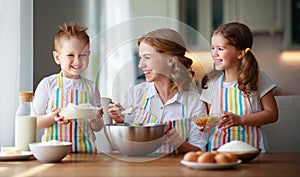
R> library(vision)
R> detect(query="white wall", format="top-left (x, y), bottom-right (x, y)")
top-left (264, 96), bottom-right (300, 152)
top-left (0, 0), bottom-right (33, 147)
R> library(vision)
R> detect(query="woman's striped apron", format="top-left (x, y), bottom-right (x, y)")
top-left (133, 90), bottom-right (190, 153)
top-left (208, 73), bottom-right (259, 151)
top-left (44, 73), bottom-right (97, 153)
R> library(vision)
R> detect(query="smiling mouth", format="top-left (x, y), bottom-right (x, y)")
top-left (72, 66), bottom-right (81, 69)
top-left (214, 59), bottom-right (223, 64)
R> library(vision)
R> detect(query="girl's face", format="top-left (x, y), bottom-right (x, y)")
top-left (53, 37), bottom-right (90, 79)
top-left (211, 34), bottom-right (242, 71)
top-left (138, 42), bottom-right (171, 82)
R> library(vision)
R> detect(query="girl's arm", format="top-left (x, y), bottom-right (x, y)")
top-left (219, 90), bottom-right (278, 129)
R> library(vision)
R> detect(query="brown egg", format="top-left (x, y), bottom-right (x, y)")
top-left (211, 150), bottom-right (219, 155)
top-left (197, 152), bottom-right (215, 163)
top-left (183, 151), bottom-right (199, 162)
top-left (224, 153), bottom-right (238, 162)
top-left (214, 153), bottom-right (230, 164)
top-left (195, 151), bottom-right (203, 156)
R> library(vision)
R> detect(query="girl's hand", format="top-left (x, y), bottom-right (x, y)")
top-left (218, 112), bottom-right (241, 130)
top-left (108, 103), bottom-right (125, 123)
top-left (52, 108), bottom-right (70, 125)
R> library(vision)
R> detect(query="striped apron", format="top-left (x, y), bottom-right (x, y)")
top-left (133, 90), bottom-right (190, 153)
top-left (208, 73), bottom-right (259, 151)
top-left (44, 73), bottom-right (97, 153)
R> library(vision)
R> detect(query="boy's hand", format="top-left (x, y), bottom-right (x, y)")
top-left (52, 108), bottom-right (70, 124)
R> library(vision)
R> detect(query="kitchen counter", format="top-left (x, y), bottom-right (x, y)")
top-left (1, 153), bottom-right (300, 177)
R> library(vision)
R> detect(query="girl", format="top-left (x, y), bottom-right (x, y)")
top-left (200, 22), bottom-right (278, 152)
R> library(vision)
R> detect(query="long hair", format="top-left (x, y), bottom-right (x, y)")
top-left (54, 22), bottom-right (89, 52)
top-left (204, 22), bottom-right (258, 95)
top-left (138, 28), bottom-right (194, 92)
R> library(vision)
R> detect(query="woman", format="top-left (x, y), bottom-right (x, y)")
top-left (108, 28), bottom-right (208, 153)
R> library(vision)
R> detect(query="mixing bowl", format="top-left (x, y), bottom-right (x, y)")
top-left (29, 141), bottom-right (72, 163)
top-left (104, 123), bottom-right (169, 156)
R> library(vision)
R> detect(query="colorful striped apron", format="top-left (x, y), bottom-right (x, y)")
top-left (208, 73), bottom-right (259, 151)
top-left (133, 90), bottom-right (190, 153)
top-left (44, 73), bottom-right (97, 153)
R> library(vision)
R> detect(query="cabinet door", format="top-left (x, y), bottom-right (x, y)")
top-left (224, 0), bottom-right (283, 32)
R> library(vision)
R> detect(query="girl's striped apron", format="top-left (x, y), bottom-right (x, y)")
top-left (208, 73), bottom-right (259, 151)
top-left (133, 90), bottom-right (190, 153)
top-left (44, 73), bottom-right (97, 153)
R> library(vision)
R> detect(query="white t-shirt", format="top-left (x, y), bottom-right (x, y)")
top-left (33, 74), bottom-right (101, 115)
top-left (200, 71), bottom-right (277, 114)
top-left (200, 71), bottom-right (277, 152)
top-left (123, 82), bottom-right (209, 151)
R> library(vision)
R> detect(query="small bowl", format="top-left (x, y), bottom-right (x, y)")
top-left (104, 123), bottom-right (169, 156)
top-left (227, 149), bottom-right (261, 162)
top-left (193, 113), bottom-right (222, 132)
top-left (29, 141), bottom-right (72, 163)
top-left (217, 141), bottom-right (261, 162)
top-left (60, 103), bottom-right (98, 120)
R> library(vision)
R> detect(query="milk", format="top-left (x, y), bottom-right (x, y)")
top-left (15, 116), bottom-right (37, 151)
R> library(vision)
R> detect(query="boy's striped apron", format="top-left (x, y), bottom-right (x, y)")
top-left (208, 73), bottom-right (259, 151)
top-left (44, 73), bottom-right (97, 153)
top-left (133, 90), bottom-right (190, 153)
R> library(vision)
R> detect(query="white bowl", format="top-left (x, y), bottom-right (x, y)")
top-left (217, 140), bottom-right (260, 162)
top-left (104, 123), bottom-right (169, 156)
top-left (29, 141), bottom-right (72, 163)
top-left (60, 103), bottom-right (98, 120)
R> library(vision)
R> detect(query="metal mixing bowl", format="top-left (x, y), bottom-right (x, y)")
top-left (104, 123), bottom-right (169, 156)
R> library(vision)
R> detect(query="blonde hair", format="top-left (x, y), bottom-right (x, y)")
top-left (138, 28), bottom-right (194, 92)
top-left (203, 22), bottom-right (258, 95)
top-left (54, 22), bottom-right (89, 52)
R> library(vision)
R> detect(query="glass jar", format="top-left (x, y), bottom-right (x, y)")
top-left (15, 91), bottom-right (37, 151)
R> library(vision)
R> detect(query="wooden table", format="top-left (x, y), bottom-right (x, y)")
top-left (1, 153), bottom-right (299, 177)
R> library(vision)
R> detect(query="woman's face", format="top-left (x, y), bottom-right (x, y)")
top-left (211, 34), bottom-right (241, 71)
top-left (138, 42), bottom-right (171, 82)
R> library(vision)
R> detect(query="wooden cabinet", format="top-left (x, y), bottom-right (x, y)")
top-left (223, 0), bottom-right (283, 32)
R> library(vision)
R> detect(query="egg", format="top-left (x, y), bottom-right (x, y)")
top-left (183, 151), bottom-right (199, 162)
top-left (195, 151), bottom-right (203, 156)
top-left (211, 150), bottom-right (219, 155)
top-left (197, 152), bottom-right (215, 163)
top-left (224, 152), bottom-right (238, 162)
top-left (214, 153), bottom-right (231, 164)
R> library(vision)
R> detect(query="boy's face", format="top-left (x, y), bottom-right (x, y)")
top-left (53, 37), bottom-right (90, 79)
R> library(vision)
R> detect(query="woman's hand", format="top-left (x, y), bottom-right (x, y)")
top-left (164, 121), bottom-right (185, 147)
top-left (108, 103), bottom-right (125, 123)
top-left (218, 112), bottom-right (241, 130)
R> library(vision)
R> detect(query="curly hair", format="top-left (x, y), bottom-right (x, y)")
top-left (138, 28), bottom-right (194, 92)
top-left (203, 22), bottom-right (259, 95)
top-left (54, 22), bottom-right (89, 52)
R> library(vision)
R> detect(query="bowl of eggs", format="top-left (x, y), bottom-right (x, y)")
top-left (217, 140), bottom-right (261, 162)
